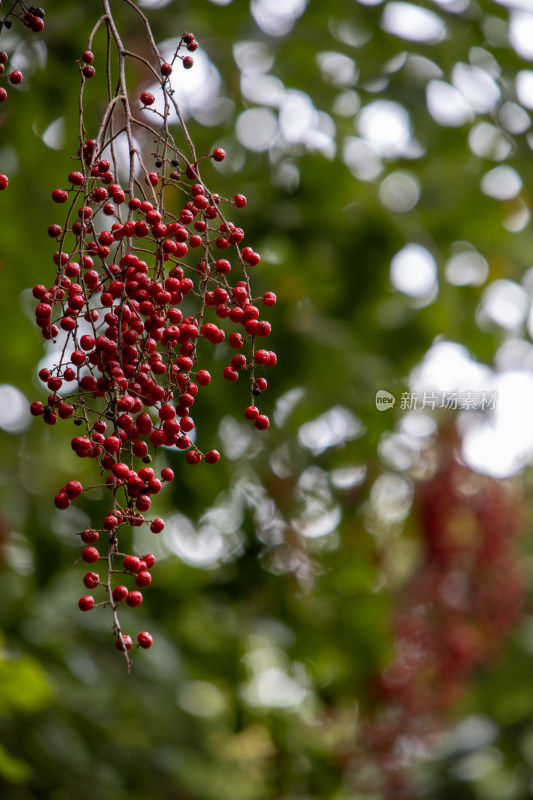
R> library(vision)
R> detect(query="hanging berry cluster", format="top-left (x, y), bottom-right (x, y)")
top-left (360, 435), bottom-right (525, 798)
top-left (24, 1), bottom-right (276, 668)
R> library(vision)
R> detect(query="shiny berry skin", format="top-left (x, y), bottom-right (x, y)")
top-left (135, 570), bottom-right (152, 587)
top-left (82, 546), bottom-right (100, 563)
top-left (212, 148), bottom-right (226, 162)
top-left (115, 634), bottom-right (133, 651)
top-left (9, 71), bottom-right (23, 85)
top-left (150, 518), bottom-right (165, 533)
top-left (161, 468), bottom-right (174, 482)
top-left (126, 590), bottom-right (143, 607)
top-left (52, 188), bottom-right (68, 203)
top-left (205, 449), bottom-right (220, 464)
top-left (186, 450), bottom-right (202, 465)
top-left (82, 65), bottom-right (95, 78)
top-left (81, 529), bottom-right (99, 544)
top-left (140, 91), bottom-right (155, 105)
top-left (112, 585), bottom-right (129, 603)
top-left (123, 555), bottom-right (141, 573)
top-left (141, 554), bottom-right (156, 569)
top-left (234, 194), bottom-right (247, 208)
top-left (254, 414), bottom-right (270, 430)
top-left (0, 174), bottom-right (8, 190)
top-left (82, 50), bottom-right (94, 64)
top-left (244, 406), bottom-right (259, 421)
top-left (196, 369), bottom-right (211, 386)
top-left (263, 292), bottom-right (277, 306)
top-left (78, 595), bottom-right (95, 611)
top-left (137, 631), bottom-right (153, 649)
top-left (83, 572), bottom-right (100, 589)
top-left (161, 62), bottom-right (172, 76)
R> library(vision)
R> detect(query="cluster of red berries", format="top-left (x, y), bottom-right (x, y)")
top-left (26, 25), bottom-right (276, 664)
top-left (0, 49), bottom-right (24, 192)
top-left (0, 2), bottom-right (45, 33)
top-left (362, 440), bottom-right (525, 798)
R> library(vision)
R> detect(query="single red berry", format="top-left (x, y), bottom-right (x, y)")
top-left (0, 88), bottom-right (7, 102)
top-left (205, 450), bottom-right (220, 464)
top-left (263, 291), bottom-right (277, 306)
top-left (140, 91), bottom-right (155, 106)
top-left (82, 65), bottom-right (95, 78)
top-left (212, 147), bottom-right (226, 162)
top-left (146, 171), bottom-right (159, 187)
top-left (186, 450), bottom-right (202, 465)
top-left (244, 406), bottom-right (260, 421)
top-left (82, 546), bottom-right (100, 563)
top-left (223, 366), bottom-right (239, 382)
top-left (161, 62), bottom-right (172, 76)
top-left (115, 634), bottom-right (133, 650)
top-left (161, 467), bottom-right (174, 482)
top-left (196, 369), bottom-right (211, 386)
top-left (137, 631), bottom-right (153, 649)
top-left (9, 71), bottom-right (23, 85)
top-left (68, 171), bottom-right (84, 186)
top-left (150, 518), bottom-right (165, 533)
top-left (123, 555), bottom-right (141, 573)
top-left (183, 32), bottom-right (195, 44)
top-left (52, 188), bottom-right (68, 203)
top-left (234, 194), bottom-right (247, 208)
top-left (135, 570), bottom-right (152, 588)
top-left (182, 56), bottom-right (194, 69)
top-left (65, 479), bottom-right (83, 498)
top-left (254, 414), bottom-right (270, 430)
top-left (0, 52), bottom-right (8, 65)
top-left (126, 590), bottom-right (143, 608)
top-left (141, 554), bottom-right (156, 569)
top-left (54, 492), bottom-right (70, 510)
top-left (78, 595), bottom-right (94, 611)
top-left (112, 585), bottom-right (129, 603)
top-left (0, 174), bottom-right (9, 190)
top-left (83, 572), bottom-right (99, 589)
top-left (82, 50), bottom-right (94, 64)
top-left (81, 529), bottom-right (99, 544)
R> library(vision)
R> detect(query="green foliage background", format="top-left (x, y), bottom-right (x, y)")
top-left (1, 0), bottom-right (533, 797)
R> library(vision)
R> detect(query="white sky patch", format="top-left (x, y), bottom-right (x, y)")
top-left (498, 101), bottom-right (531, 134)
top-left (251, 0), bottom-right (307, 37)
top-left (509, 11), bottom-right (533, 60)
top-left (390, 243), bottom-right (437, 298)
top-left (478, 280), bottom-right (529, 331)
top-left (480, 165), bottom-right (523, 200)
top-left (343, 136), bottom-right (382, 181)
top-left (426, 80), bottom-right (473, 126)
top-left (379, 170), bottom-right (421, 213)
top-left (516, 70), bottom-right (533, 108)
top-left (317, 51), bottom-right (358, 87)
top-left (461, 371), bottom-right (533, 478)
top-left (42, 117), bottom-right (65, 150)
top-left (381, 2), bottom-right (446, 43)
top-left (236, 107), bottom-right (278, 151)
top-left (0, 385), bottom-right (31, 433)
top-left (410, 341), bottom-right (493, 395)
top-left (468, 122), bottom-right (512, 161)
top-left (451, 63), bottom-right (500, 113)
top-left (445, 248), bottom-right (489, 287)
top-left (358, 100), bottom-right (412, 158)
top-left (298, 406), bottom-right (364, 455)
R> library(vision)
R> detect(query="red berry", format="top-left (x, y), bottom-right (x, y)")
top-left (196, 369), bottom-right (211, 386)
top-left (263, 292), bottom-right (276, 306)
top-left (0, 88), bottom-right (6, 102)
top-left (0, 174), bottom-right (9, 190)
top-left (54, 492), bottom-right (70, 510)
top-left (140, 91), bottom-right (155, 105)
top-left (126, 590), bottom-right (143, 607)
top-left (212, 147), bottom-right (226, 162)
top-left (254, 414), bottom-right (270, 430)
top-left (9, 71), bottom-right (23, 85)
top-left (234, 194), bottom-right (247, 208)
top-left (123, 555), bottom-right (141, 573)
top-left (135, 570), bottom-right (152, 587)
top-left (65, 479), bottom-right (83, 498)
top-left (205, 449), bottom-right (220, 464)
top-left (141, 554), bottom-right (156, 568)
top-left (183, 56), bottom-right (194, 69)
top-left (81, 529), bottom-right (99, 544)
top-left (82, 546), bottom-right (100, 563)
top-left (83, 572), bottom-right (99, 589)
top-left (112, 585), bottom-right (129, 603)
top-left (52, 188), bottom-right (68, 203)
top-left (115, 634), bottom-right (133, 650)
top-left (244, 406), bottom-right (259, 421)
top-left (82, 50), bottom-right (94, 64)
top-left (137, 631), bottom-right (153, 649)
top-left (161, 62), bottom-right (172, 76)
top-left (82, 65), bottom-right (95, 78)
top-left (223, 366), bottom-right (238, 382)
top-left (161, 467), bottom-right (174, 482)
top-left (150, 518), bottom-right (165, 533)
top-left (78, 595), bottom-right (95, 611)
